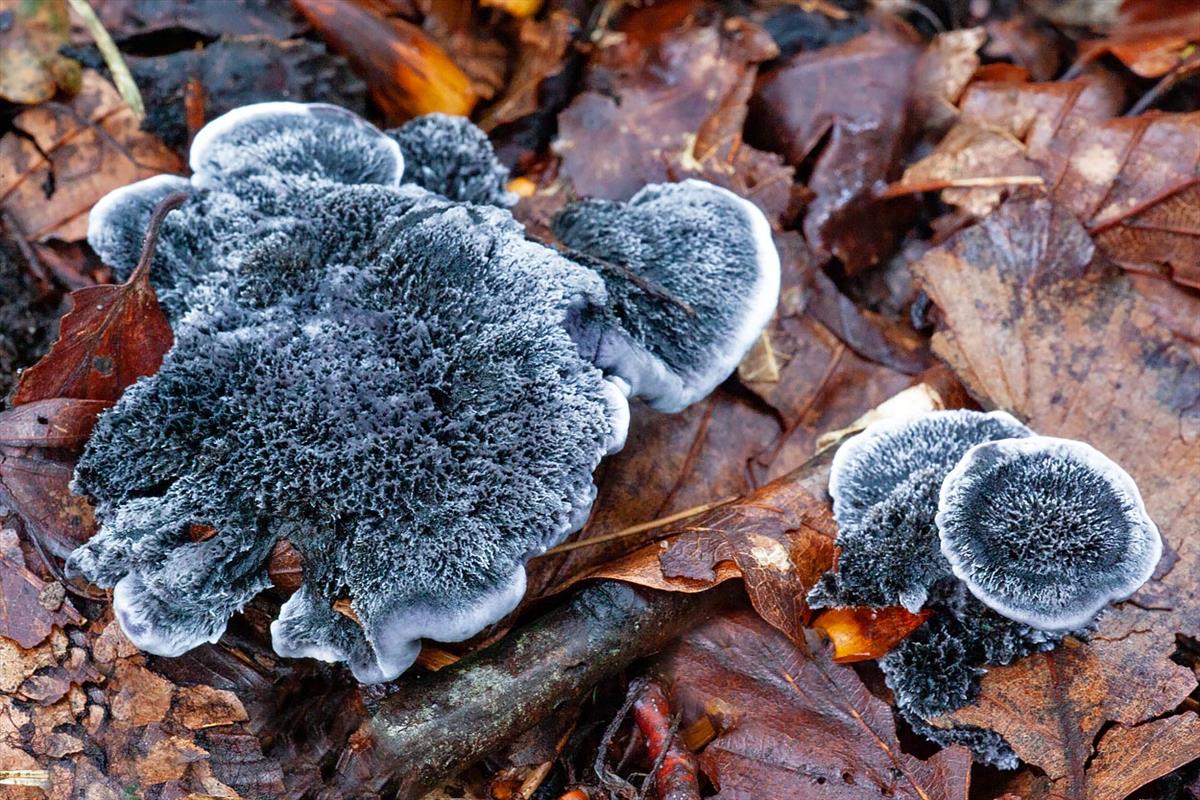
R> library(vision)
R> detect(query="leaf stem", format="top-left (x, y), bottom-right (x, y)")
top-left (131, 192), bottom-right (189, 284)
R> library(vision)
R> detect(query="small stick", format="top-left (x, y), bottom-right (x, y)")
top-left (67, 0), bottom-right (145, 116)
top-left (334, 581), bottom-right (738, 800)
top-left (595, 679), bottom-right (644, 799)
top-left (632, 681), bottom-right (701, 800)
top-left (538, 496), bottom-right (738, 556)
top-left (877, 175), bottom-right (1045, 199)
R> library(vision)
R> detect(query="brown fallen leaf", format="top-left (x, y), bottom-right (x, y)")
top-left (0, 70), bottom-right (184, 243)
top-left (554, 0), bottom-right (793, 223)
top-left (0, 447), bottom-right (97, 559)
top-left (811, 606), bottom-right (931, 663)
top-left (9, 193), bottom-right (179, 405)
top-left (294, 0), bottom-right (476, 123)
top-left (575, 383), bottom-right (944, 647)
top-left (1078, 0), bottom-right (1200, 78)
top-left (738, 234), bottom-right (920, 459)
top-left (911, 195), bottom-right (1200, 796)
top-left (749, 26), bottom-right (923, 272)
top-left (0, 0), bottom-right (79, 105)
top-left (0, 530), bottom-right (82, 648)
top-left (477, 12), bottom-right (574, 133)
top-left (896, 73), bottom-right (1200, 295)
top-left (911, 27), bottom-right (986, 134)
top-left (897, 73), bottom-right (1123, 220)
top-left (1084, 713), bottom-right (1200, 800)
top-left (658, 609), bottom-right (972, 800)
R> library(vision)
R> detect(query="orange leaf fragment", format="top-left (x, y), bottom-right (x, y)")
top-left (812, 605), bottom-right (930, 663)
top-left (293, 0), bottom-right (476, 122)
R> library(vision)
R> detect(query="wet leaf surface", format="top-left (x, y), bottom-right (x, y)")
top-left (0, 529), bottom-right (82, 648)
top-left (9, 258), bottom-right (173, 406)
top-left (749, 27), bottom-right (923, 271)
top-left (811, 605), bottom-right (931, 663)
top-left (294, 0), bottom-right (477, 123)
top-left (658, 609), bottom-right (973, 800)
top-left (912, 195), bottom-right (1200, 797)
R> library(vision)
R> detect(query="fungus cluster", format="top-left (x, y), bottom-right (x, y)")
top-left (811, 410), bottom-right (1161, 766)
top-left (69, 103), bottom-right (780, 683)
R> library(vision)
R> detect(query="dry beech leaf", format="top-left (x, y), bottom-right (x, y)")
top-left (555, 0), bottom-right (792, 223)
top-left (811, 606), bottom-right (931, 663)
top-left (659, 609), bottom-right (972, 800)
top-left (10, 224), bottom-right (175, 406)
top-left (749, 27), bottom-right (923, 272)
top-left (0, 531), bottom-right (82, 648)
top-left (0, 70), bottom-right (183, 242)
top-left (293, 0), bottom-right (476, 123)
top-left (912, 196), bottom-right (1200, 795)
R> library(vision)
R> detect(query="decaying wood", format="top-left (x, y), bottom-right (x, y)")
top-left (330, 581), bottom-right (738, 799)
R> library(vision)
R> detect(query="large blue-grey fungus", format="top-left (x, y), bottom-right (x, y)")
top-left (68, 102), bottom-right (780, 683)
top-left (827, 410), bottom-right (1033, 531)
top-left (387, 113), bottom-right (515, 207)
top-left (937, 436), bottom-right (1162, 631)
top-left (553, 180), bottom-right (781, 412)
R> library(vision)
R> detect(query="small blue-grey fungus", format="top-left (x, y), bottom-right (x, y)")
top-left (553, 180), bottom-right (781, 412)
top-left (828, 409), bottom-right (1033, 532)
top-left (808, 464), bottom-right (950, 613)
top-left (68, 103), bottom-right (780, 683)
top-left (937, 435), bottom-right (1162, 631)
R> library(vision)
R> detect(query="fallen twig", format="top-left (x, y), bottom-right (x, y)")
top-left (328, 581), bottom-right (737, 799)
top-left (632, 681), bottom-right (701, 800)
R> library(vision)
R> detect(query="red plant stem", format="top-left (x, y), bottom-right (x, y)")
top-left (631, 681), bottom-right (701, 800)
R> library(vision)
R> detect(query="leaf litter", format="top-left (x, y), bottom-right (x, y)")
top-left (2, 1), bottom-right (1200, 798)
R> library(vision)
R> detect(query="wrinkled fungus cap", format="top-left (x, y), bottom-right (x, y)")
top-left (69, 103), bottom-right (780, 683)
top-left (828, 409), bottom-right (1033, 531)
top-left (554, 180), bottom-right (780, 413)
top-left (937, 436), bottom-right (1162, 631)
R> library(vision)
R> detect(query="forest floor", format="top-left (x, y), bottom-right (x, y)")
top-left (1, 0), bottom-right (1199, 798)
